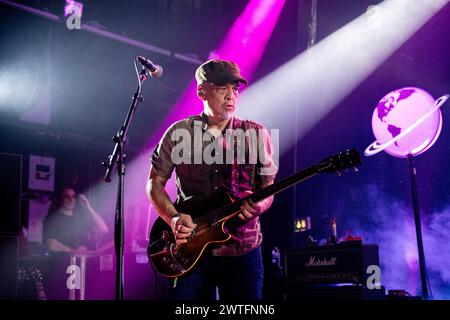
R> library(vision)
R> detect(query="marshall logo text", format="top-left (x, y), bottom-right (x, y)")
top-left (305, 256), bottom-right (337, 267)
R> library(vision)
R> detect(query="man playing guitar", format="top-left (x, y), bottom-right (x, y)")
top-left (146, 59), bottom-right (278, 300)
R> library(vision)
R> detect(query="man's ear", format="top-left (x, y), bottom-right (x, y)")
top-left (197, 86), bottom-right (206, 100)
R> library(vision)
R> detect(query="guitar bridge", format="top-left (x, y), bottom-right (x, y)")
top-left (169, 245), bottom-right (186, 273)
top-left (210, 219), bottom-right (220, 229)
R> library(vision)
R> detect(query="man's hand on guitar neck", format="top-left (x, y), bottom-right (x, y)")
top-left (171, 213), bottom-right (197, 244)
top-left (237, 189), bottom-right (274, 221)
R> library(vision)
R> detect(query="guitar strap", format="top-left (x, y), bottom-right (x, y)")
top-left (171, 119), bottom-right (245, 289)
top-left (230, 118), bottom-right (248, 196)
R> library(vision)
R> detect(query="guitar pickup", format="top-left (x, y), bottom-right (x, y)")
top-left (210, 221), bottom-right (219, 229)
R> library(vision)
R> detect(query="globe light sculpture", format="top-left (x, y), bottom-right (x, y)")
top-left (365, 87), bottom-right (447, 158)
top-left (365, 87), bottom-right (449, 300)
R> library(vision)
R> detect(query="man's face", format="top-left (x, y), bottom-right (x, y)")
top-left (201, 82), bottom-right (240, 120)
top-left (62, 188), bottom-right (77, 211)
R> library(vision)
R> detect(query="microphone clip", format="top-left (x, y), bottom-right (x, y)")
top-left (137, 56), bottom-right (163, 79)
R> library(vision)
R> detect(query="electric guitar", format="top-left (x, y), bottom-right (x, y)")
top-left (147, 149), bottom-right (361, 278)
top-left (18, 266), bottom-right (47, 300)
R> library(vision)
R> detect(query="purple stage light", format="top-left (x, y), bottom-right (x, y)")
top-left (144, 0), bottom-right (286, 153)
top-left (64, 0), bottom-right (83, 18)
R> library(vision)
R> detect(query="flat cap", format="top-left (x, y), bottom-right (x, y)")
top-left (195, 59), bottom-right (248, 86)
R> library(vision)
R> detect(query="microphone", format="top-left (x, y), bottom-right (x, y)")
top-left (137, 56), bottom-right (163, 78)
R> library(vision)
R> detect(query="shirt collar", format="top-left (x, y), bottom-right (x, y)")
top-left (198, 111), bottom-right (235, 133)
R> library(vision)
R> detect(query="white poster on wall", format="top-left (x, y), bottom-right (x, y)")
top-left (29, 155), bottom-right (55, 191)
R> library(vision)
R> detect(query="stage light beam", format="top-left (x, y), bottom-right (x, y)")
top-left (236, 0), bottom-right (449, 155)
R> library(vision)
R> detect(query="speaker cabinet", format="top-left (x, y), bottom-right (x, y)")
top-left (0, 153), bottom-right (22, 299)
top-left (0, 153), bottom-right (22, 234)
top-left (0, 235), bottom-right (19, 299)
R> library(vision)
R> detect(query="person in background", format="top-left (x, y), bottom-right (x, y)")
top-left (43, 186), bottom-right (109, 254)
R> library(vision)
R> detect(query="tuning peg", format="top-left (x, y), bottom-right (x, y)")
top-left (353, 167), bottom-right (359, 172)
top-left (335, 170), bottom-right (342, 176)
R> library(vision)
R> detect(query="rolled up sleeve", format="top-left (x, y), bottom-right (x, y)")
top-left (256, 128), bottom-right (278, 186)
top-left (151, 126), bottom-right (176, 180)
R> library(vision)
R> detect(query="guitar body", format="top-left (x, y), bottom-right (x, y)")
top-left (147, 149), bottom-right (361, 279)
top-left (148, 193), bottom-right (237, 278)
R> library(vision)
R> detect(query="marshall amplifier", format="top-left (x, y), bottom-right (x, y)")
top-left (284, 241), bottom-right (380, 285)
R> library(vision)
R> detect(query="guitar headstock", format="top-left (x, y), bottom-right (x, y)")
top-left (317, 149), bottom-right (361, 174)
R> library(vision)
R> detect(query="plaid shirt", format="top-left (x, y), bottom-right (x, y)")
top-left (151, 113), bottom-right (277, 256)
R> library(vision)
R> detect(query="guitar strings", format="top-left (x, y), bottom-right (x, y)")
top-left (168, 161), bottom-right (340, 228)
top-left (189, 174), bottom-right (296, 226)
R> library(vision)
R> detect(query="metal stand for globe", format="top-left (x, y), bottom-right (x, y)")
top-left (407, 155), bottom-right (430, 300)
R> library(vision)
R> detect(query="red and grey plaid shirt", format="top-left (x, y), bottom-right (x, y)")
top-left (151, 113), bottom-right (277, 256)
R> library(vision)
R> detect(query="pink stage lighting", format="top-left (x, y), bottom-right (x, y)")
top-left (64, 0), bottom-right (83, 18)
top-left (144, 0), bottom-right (286, 151)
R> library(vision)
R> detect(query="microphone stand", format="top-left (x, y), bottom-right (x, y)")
top-left (103, 60), bottom-right (151, 300)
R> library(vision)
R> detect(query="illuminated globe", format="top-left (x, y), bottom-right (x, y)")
top-left (369, 87), bottom-right (443, 158)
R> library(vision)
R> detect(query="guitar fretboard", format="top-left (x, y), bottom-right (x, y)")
top-left (214, 164), bottom-right (326, 222)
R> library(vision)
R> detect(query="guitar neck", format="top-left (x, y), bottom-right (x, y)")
top-left (253, 165), bottom-right (321, 202)
top-left (216, 164), bottom-right (323, 221)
